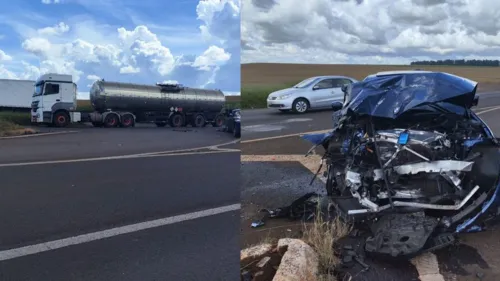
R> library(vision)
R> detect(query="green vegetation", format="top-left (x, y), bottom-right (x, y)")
top-left (0, 112), bottom-right (35, 137)
top-left (0, 111), bottom-right (31, 126)
top-left (241, 82), bottom-right (297, 109)
top-left (76, 100), bottom-right (93, 112)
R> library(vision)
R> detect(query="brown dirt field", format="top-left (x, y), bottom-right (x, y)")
top-left (242, 63), bottom-right (500, 91)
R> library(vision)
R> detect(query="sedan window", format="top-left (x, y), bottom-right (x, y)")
top-left (332, 78), bottom-right (353, 88)
top-left (313, 79), bottom-right (334, 90)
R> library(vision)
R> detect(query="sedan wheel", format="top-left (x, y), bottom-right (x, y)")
top-left (292, 98), bottom-right (309, 113)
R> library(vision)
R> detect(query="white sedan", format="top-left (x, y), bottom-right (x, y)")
top-left (266, 75), bottom-right (358, 113)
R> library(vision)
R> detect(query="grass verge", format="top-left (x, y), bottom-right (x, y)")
top-left (241, 83), bottom-right (297, 109)
top-left (0, 111), bottom-right (35, 137)
top-left (302, 208), bottom-right (352, 281)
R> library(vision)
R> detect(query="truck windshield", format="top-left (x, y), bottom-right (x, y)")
top-left (33, 83), bottom-right (44, 97)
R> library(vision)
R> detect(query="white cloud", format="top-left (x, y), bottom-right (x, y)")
top-left (41, 0), bottom-right (61, 4)
top-left (119, 65), bottom-right (140, 74)
top-left (192, 45), bottom-right (231, 71)
top-left (242, 0), bottom-right (500, 64)
top-left (161, 80), bottom-right (179, 84)
top-left (38, 22), bottom-right (69, 36)
top-left (87, 74), bottom-right (100, 80)
top-left (0, 49), bottom-right (12, 61)
top-left (0, 65), bottom-right (17, 79)
top-left (0, 0), bottom-right (240, 95)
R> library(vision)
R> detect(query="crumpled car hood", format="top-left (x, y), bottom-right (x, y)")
top-left (343, 72), bottom-right (478, 119)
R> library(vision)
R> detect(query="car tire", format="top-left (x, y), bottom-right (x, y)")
top-left (292, 98), bottom-right (309, 113)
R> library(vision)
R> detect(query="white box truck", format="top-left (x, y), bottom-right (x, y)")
top-left (0, 79), bottom-right (36, 110)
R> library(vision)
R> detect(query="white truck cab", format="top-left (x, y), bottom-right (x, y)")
top-left (31, 73), bottom-right (82, 127)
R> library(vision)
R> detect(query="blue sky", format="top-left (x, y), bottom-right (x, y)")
top-left (0, 0), bottom-right (240, 98)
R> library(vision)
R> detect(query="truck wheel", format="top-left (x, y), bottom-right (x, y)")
top-left (104, 113), bottom-right (119, 128)
top-left (53, 112), bottom-right (70, 127)
top-left (192, 114), bottom-right (206, 127)
top-left (213, 114), bottom-right (225, 127)
top-left (155, 122), bottom-right (167, 127)
top-left (120, 114), bottom-right (134, 128)
top-left (170, 114), bottom-right (184, 128)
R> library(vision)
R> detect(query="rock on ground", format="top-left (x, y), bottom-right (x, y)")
top-left (273, 238), bottom-right (319, 281)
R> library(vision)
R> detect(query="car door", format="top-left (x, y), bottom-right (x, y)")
top-left (308, 78), bottom-right (335, 108)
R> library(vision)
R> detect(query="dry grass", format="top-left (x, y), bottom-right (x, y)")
top-left (0, 119), bottom-right (37, 137)
top-left (241, 63), bottom-right (500, 108)
top-left (302, 206), bottom-right (352, 280)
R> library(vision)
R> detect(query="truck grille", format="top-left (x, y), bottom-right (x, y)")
top-left (31, 101), bottom-right (39, 112)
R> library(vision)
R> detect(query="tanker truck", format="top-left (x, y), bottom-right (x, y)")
top-left (30, 73), bottom-right (227, 128)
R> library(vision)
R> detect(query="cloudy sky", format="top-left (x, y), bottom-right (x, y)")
top-left (0, 0), bottom-right (240, 99)
top-left (242, 0), bottom-right (500, 64)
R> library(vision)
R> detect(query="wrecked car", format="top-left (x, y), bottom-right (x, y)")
top-left (302, 70), bottom-right (500, 258)
top-left (221, 108), bottom-right (241, 138)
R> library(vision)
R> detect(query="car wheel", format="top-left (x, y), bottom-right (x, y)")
top-left (292, 98), bottom-right (309, 113)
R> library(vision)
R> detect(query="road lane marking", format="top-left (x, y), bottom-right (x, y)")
top-left (0, 149), bottom-right (239, 168)
top-left (0, 131), bottom-right (78, 140)
top-left (0, 203), bottom-right (241, 261)
top-left (476, 105), bottom-right (500, 115)
top-left (0, 139), bottom-right (240, 168)
top-left (241, 129), bottom-right (331, 144)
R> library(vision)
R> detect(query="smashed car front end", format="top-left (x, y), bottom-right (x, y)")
top-left (302, 71), bottom-right (500, 258)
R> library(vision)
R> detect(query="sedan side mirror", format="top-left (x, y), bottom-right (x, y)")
top-left (312, 85), bottom-right (320, 90)
top-left (341, 85), bottom-right (348, 93)
top-left (331, 101), bottom-right (343, 111)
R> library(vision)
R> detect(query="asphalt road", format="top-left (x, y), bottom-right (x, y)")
top-left (0, 129), bottom-right (241, 281)
top-left (0, 125), bottom-right (234, 164)
top-left (240, 90), bottom-right (500, 281)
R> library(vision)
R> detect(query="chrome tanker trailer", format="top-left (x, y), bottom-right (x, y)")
top-left (30, 73), bottom-right (227, 128)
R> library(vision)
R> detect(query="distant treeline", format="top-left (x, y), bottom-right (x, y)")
top-left (410, 59), bottom-right (500, 67)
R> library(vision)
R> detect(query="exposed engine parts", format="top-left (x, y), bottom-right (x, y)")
top-left (302, 71), bottom-right (500, 257)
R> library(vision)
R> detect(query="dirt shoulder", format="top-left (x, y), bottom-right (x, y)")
top-left (0, 120), bottom-right (37, 137)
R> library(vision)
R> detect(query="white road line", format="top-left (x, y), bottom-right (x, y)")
top-left (0, 203), bottom-right (241, 261)
top-left (476, 105), bottom-right (500, 115)
top-left (241, 129), bottom-right (331, 144)
top-left (0, 130), bottom-right (78, 140)
top-left (0, 139), bottom-right (241, 168)
top-left (0, 150), bottom-right (238, 168)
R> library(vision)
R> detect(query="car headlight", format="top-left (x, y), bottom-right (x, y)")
top-left (278, 94), bottom-right (292, 100)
